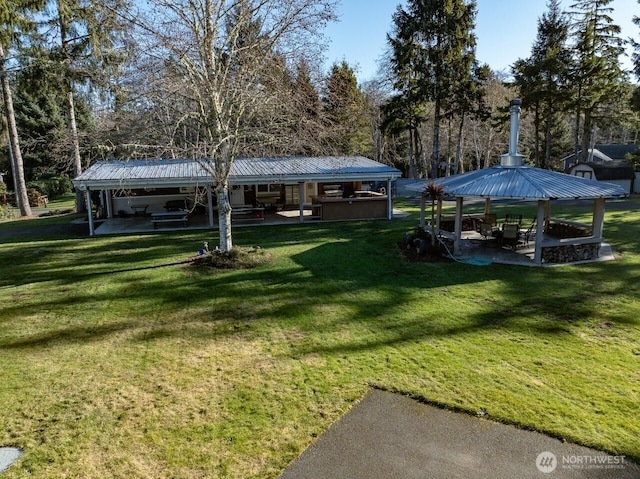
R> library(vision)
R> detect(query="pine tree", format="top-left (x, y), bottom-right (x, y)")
top-left (0, 0), bottom-right (45, 216)
top-left (569, 0), bottom-right (627, 162)
top-left (40, 0), bottom-right (131, 212)
top-left (324, 61), bottom-right (370, 156)
top-left (513, 0), bottom-right (572, 169)
top-left (385, 0), bottom-right (477, 178)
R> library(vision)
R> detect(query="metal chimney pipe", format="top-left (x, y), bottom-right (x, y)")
top-left (500, 98), bottom-right (524, 167)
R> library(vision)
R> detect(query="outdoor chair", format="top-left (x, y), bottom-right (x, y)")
top-left (500, 223), bottom-right (521, 248)
top-left (523, 218), bottom-right (537, 244)
top-left (504, 213), bottom-right (523, 226)
top-left (479, 213), bottom-right (498, 239)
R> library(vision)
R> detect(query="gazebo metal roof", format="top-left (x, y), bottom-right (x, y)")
top-left (404, 164), bottom-right (627, 200)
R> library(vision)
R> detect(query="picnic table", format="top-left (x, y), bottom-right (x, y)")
top-left (231, 206), bottom-right (265, 221)
top-left (150, 210), bottom-right (188, 228)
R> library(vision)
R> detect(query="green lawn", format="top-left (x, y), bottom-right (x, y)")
top-left (0, 200), bottom-right (639, 478)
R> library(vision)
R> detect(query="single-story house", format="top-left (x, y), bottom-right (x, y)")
top-left (73, 156), bottom-right (403, 236)
top-left (562, 144), bottom-right (639, 170)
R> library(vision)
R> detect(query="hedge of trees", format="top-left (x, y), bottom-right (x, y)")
top-left (1, 0), bottom-right (639, 218)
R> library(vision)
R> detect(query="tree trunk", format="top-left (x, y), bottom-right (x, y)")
top-left (408, 122), bottom-right (415, 179)
top-left (0, 44), bottom-right (32, 217)
top-left (534, 100), bottom-right (540, 168)
top-left (67, 88), bottom-right (86, 213)
top-left (581, 107), bottom-right (592, 163)
top-left (453, 112), bottom-right (465, 175)
top-left (215, 183), bottom-right (233, 252)
top-left (58, 0), bottom-right (85, 213)
top-left (431, 99), bottom-right (441, 179)
top-left (544, 103), bottom-right (552, 170)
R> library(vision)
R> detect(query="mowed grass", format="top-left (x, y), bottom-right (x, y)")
top-left (0, 200), bottom-right (639, 478)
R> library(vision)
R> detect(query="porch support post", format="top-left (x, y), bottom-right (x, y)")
top-left (534, 200), bottom-right (546, 265)
top-left (592, 198), bottom-right (605, 238)
top-left (386, 178), bottom-right (393, 219)
top-left (419, 192), bottom-right (426, 228)
top-left (105, 189), bottom-right (113, 218)
top-left (207, 186), bottom-right (215, 227)
top-left (298, 181), bottom-right (305, 223)
top-left (85, 189), bottom-right (95, 237)
top-left (454, 196), bottom-right (463, 256)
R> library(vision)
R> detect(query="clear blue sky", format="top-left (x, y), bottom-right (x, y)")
top-left (323, 0), bottom-right (638, 82)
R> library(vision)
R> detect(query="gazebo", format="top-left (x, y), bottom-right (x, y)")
top-left (406, 99), bottom-right (627, 266)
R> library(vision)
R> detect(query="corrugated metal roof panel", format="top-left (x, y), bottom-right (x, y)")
top-left (74, 157), bottom-right (402, 189)
top-left (404, 165), bottom-right (627, 200)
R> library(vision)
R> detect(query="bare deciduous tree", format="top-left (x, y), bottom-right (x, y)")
top-left (138, 0), bottom-right (337, 252)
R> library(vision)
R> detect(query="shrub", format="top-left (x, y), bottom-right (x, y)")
top-left (0, 203), bottom-right (17, 220)
top-left (26, 175), bottom-right (73, 200)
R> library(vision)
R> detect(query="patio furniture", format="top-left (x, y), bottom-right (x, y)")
top-left (131, 204), bottom-right (149, 216)
top-left (504, 213), bottom-right (523, 226)
top-left (479, 213), bottom-right (498, 239)
top-left (151, 210), bottom-right (189, 228)
top-left (164, 199), bottom-right (187, 211)
top-left (522, 218), bottom-right (537, 244)
top-left (500, 223), bottom-right (521, 248)
top-left (231, 206), bottom-right (265, 221)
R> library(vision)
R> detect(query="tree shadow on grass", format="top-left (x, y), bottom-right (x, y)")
top-left (1, 224), bottom-right (639, 354)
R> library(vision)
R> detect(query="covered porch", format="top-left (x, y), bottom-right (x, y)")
top-left (73, 156), bottom-right (402, 236)
top-left (86, 204), bottom-right (411, 235)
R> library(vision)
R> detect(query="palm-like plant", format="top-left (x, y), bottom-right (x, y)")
top-left (424, 181), bottom-right (444, 247)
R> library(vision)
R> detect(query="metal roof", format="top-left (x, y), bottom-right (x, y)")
top-left (74, 157), bottom-right (402, 190)
top-left (404, 165), bottom-right (627, 200)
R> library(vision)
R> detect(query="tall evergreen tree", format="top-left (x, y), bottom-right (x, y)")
top-left (0, 0), bottom-right (44, 216)
top-left (289, 59), bottom-right (324, 155)
top-left (324, 61), bottom-right (370, 156)
top-left (40, 0), bottom-right (131, 211)
top-left (385, 0), bottom-right (477, 178)
top-left (384, 4), bottom-right (428, 178)
top-left (569, 0), bottom-right (627, 162)
top-left (513, 0), bottom-right (572, 169)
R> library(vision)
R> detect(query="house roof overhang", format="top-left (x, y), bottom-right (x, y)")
top-left (73, 157), bottom-right (402, 191)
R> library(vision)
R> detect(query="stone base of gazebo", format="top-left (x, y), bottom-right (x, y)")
top-left (541, 242), bottom-right (601, 263)
top-left (434, 228), bottom-right (615, 267)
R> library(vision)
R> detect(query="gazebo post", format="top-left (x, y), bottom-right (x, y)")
top-left (484, 198), bottom-right (491, 216)
top-left (592, 198), bottom-right (605, 238)
top-left (454, 196), bottom-right (463, 256)
top-left (419, 192), bottom-right (426, 229)
top-left (534, 200), bottom-right (546, 264)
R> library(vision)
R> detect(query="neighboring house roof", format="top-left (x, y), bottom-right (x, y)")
top-left (404, 164), bottom-right (627, 200)
top-left (562, 144), bottom-right (639, 170)
top-left (594, 144), bottom-right (639, 160)
top-left (73, 157), bottom-right (402, 190)
top-left (569, 161), bottom-right (636, 181)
